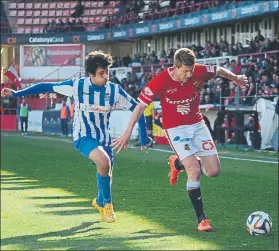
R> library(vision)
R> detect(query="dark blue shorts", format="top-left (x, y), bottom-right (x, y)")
top-left (74, 136), bottom-right (114, 166)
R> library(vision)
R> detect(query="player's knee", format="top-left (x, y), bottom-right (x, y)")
top-left (96, 157), bottom-right (110, 169)
top-left (207, 162), bottom-right (221, 177)
top-left (207, 168), bottom-right (220, 177)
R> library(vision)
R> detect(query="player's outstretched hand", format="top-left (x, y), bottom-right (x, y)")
top-left (111, 133), bottom-right (131, 154)
top-left (1, 88), bottom-right (13, 98)
top-left (234, 75), bottom-right (248, 90)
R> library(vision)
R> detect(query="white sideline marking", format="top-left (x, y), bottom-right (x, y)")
top-left (3, 134), bottom-right (278, 165)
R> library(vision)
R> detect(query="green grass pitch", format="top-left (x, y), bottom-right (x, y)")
top-left (1, 133), bottom-right (278, 250)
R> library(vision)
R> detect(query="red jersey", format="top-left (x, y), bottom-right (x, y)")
top-left (138, 63), bottom-right (217, 129)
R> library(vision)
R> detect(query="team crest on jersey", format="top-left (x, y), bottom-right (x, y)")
top-left (184, 144), bottom-right (190, 150)
top-left (144, 87), bottom-right (153, 96)
top-left (105, 93), bottom-right (110, 101)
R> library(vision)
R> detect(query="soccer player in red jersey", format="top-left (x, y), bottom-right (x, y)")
top-left (111, 48), bottom-right (248, 232)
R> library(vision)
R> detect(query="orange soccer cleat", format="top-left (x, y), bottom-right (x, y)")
top-left (197, 219), bottom-right (213, 232)
top-left (168, 155), bottom-right (182, 186)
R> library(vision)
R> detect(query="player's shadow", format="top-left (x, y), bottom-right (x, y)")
top-left (1, 221), bottom-right (177, 250)
top-left (1, 221), bottom-right (103, 249)
top-left (1, 175), bottom-right (42, 190)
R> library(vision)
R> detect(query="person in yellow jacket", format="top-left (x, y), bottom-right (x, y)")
top-left (60, 100), bottom-right (70, 136)
top-left (143, 102), bottom-right (154, 139)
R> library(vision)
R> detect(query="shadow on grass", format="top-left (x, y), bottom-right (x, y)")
top-left (1, 135), bottom-right (278, 250)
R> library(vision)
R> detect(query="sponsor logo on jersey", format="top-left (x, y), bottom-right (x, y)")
top-left (165, 93), bottom-right (199, 105)
top-left (173, 136), bottom-right (191, 142)
top-left (144, 87), bottom-right (153, 96)
top-left (167, 88), bottom-right (178, 94)
top-left (201, 140), bottom-right (215, 150)
top-left (79, 103), bottom-right (111, 113)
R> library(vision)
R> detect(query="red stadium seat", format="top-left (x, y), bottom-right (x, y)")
top-left (40, 18), bottom-right (48, 24)
top-left (82, 17), bottom-right (89, 23)
top-left (41, 10), bottom-right (49, 16)
top-left (49, 10), bottom-right (56, 16)
top-left (17, 3), bottom-right (25, 9)
top-left (49, 3), bottom-right (56, 9)
top-left (56, 10), bottom-right (63, 17)
top-left (90, 9), bottom-right (96, 15)
top-left (84, 1), bottom-right (91, 7)
top-left (26, 10), bottom-right (33, 16)
top-left (41, 3), bottom-right (49, 9)
top-left (25, 3), bottom-right (33, 9)
top-left (25, 27), bottom-right (31, 33)
top-left (17, 27), bottom-right (25, 33)
top-left (64, 2), bottom-right (70, 9)
top-left (63, 10), bottom-right (70, 16)
top-left (69, 2), bottom-right (76, 8)
top-left (34, 3), bottom-right (42, 9)
top-left (34, 10), bottom-right (41, 16)
top-left (33, 18), bottom-right (40, 25)
top-left (9, 2), bottom-right (17, 9)
top-left (25, 19), bottom-right (33, 25)
top-left (9, 10), bottom-right (17, 17)
top-left (32, 27), bottom-right (40, 33)
top-left (88, 17), bottom-right (96, 23)
top-left (98, 1), bottom-right (104, 7)
top-left (84, 9), bottom-right (90, 16)
top-left (57, 2), bottom-right (64, 9)
top-left (18, 10), bottom-right (25, 16)
top-left (17, 18), bottom-right (25, 25)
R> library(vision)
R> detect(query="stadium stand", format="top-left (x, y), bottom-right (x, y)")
top-left (4, 0), bottom-right (249, 34)
top-left (1, 0), bottom-right (278, 110)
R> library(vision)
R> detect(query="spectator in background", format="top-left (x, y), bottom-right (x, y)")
top-left (18, 99), bottom-right (31, 136)
top-left (57, 19), bottom-right (65, 32)
top-left (71, 0), bottom-right (84, 18)
top-left (110, 70), bottom-right (120, 85)
top-left (60, 100), bottom-right (70, 137)
top-left (254, 30), bottom-right (265, 43)
top-left (122, 54), bottom-right (132, 66)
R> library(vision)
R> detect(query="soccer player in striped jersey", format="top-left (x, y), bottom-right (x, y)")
top-left (1, 51), bottom-right (151, 223)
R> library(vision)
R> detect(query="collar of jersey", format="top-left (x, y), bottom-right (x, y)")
top-left (89, 79), bottom-right (106, 90)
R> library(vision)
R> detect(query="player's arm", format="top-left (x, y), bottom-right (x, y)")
top-left (1, 79), bottom-right (74, 98)
top-left (111, 73), bottom-right (163, 153)
top-left (111, 102), bottom-right (148, 153)
top-left (114, 85), bottom-right (150, 147)
top-left (216, 66), bottom-right (248, 90)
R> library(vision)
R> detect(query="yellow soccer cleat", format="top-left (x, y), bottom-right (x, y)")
top-left (103, 203), bottom-right (116, 223)
top-left (92, 198), bottom-right (104, 220)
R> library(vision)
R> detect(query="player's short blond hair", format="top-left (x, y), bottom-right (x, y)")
top-left (174, 48), bottom-right (196, 67)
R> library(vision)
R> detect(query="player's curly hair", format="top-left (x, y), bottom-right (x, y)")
top-left (85, 50), bottom-right (113, 76)
top-left (174, 48), bottom-right (196, 67)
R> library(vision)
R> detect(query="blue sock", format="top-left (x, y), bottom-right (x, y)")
top-left (97, 173), bottom-right (112, 205)
top-left (96, 173), bottom-right (104, 207)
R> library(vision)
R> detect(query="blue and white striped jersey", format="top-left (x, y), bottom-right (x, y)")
top-left (13, 77), bottom-right (148, 145)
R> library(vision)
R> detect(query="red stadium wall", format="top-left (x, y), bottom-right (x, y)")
top-left (0, 115), bottom-right (18, 131)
